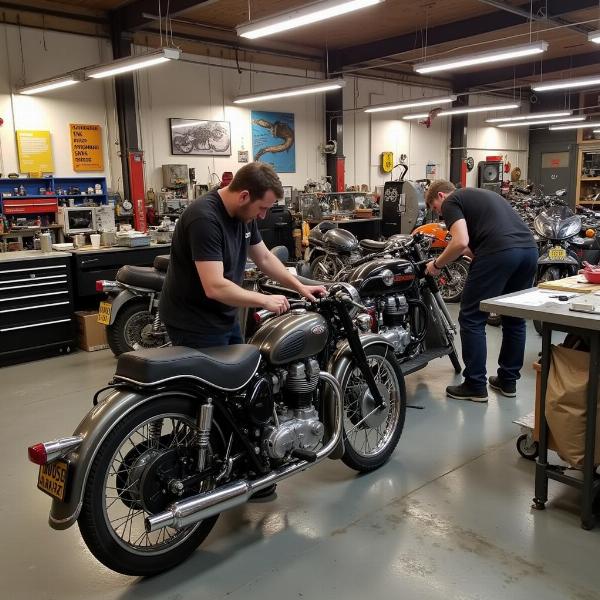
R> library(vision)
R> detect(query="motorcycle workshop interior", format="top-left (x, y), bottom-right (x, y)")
top-left (2, 0), bottom-right (600, 597)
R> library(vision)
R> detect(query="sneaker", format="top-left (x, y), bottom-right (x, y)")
top-left (446, 383), bottom-right (488, 402)
top-left (488, 376), bottom-right (516, 397)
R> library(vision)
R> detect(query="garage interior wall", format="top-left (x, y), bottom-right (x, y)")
top-left (0, 25), bottom-right (121, 190)
top-left (465, 94), bottom-right (529, 187)
top-left (135, 50), bottom-right (327, 191)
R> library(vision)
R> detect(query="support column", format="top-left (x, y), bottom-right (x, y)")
top-left (325, 87), bottom-right (345, 192)
top-left (109, 12), bottom-right (139, 201)
top-left (449, 96), bottom-right (468, 186)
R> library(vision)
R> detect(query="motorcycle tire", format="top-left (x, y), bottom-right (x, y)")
top-left (106, 300), bottom-right (163, 356)
top-left (310, 254), bottom-right (344, 282)
top-left (534, 267), bottom-right (561, 335)
top-left (339, 345), bottom-right (407, 473)
top-left (437, 257), bottom-right (470, 303)
top-left (78, 396), bottom-right (221, 577)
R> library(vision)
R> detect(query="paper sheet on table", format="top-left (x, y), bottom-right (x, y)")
top-left (494, 290), bottom-right (579, 307)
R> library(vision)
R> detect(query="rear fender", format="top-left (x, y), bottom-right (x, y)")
top-left (324, 335), bottom-right (396, 460)
top-left (106, 289), bottom-right (145, 325)
top-left (48, 388), bottom-right (197, 530)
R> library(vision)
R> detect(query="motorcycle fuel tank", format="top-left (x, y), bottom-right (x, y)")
top-left (322, 228), bottom-right (359, 252)
top-left (249, 310), bottom-right (328, 365)
top-left (346, 258), bottom-right (416, 295)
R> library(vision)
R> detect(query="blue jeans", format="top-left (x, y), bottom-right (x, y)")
top-left (166, 322), bottom-right (243, 350)
top-left (459, 247), bottom-right (538, 391)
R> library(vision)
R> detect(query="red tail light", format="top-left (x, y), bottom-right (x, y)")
top-left (96, 280), bottom-right (105, 292)
top-left (28, 443), bottom-right (48, 465)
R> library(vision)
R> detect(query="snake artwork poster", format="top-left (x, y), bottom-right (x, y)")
top-left (251, 111), bottom-right (296, 173)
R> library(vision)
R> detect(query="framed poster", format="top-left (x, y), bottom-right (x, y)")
top-left (70, 124), bottom-right (104, 171)
top-left (251, 111), bottom-right (295, 173)
top-left (281, 185), bottom-right (293, 206)
top-left (169, 118), bottom-right (231, 155)
top-left (16, 130), bottom-right (54, 174)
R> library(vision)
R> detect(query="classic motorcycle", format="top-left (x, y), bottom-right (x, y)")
top-left (28, 284), bottom-right (407, 576)
top-left (97, 254), bottom-right (170, 356)
top-left (269, 233), bottom-right (461, 376)
top-left (533, 205), bottom-right (582, 334)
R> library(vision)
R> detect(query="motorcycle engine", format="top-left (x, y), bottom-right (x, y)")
top-left (379, 294), bottom-right (411, 354)
top-left (263, 359), bottom-right (325, 460)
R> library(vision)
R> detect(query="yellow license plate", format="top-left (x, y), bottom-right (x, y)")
top-left (37, 460), bottom-right (69, 501)
top-left (98, 301), bottom-right (112, 325)
top-left (548, 247), bottom-right (567, 260)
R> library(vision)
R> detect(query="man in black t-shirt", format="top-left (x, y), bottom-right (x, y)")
top-left (424, 180), bottom-right (537, 402)
top-left (160, 162), bottom-right (326, 349)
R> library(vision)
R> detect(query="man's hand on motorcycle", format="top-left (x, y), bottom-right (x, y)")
top-left (299, 284), bottom-right (328, 302)
top-left (261, 294), bottom-right (291, 315)
top-left (426, 260), bottom-right (441, 276)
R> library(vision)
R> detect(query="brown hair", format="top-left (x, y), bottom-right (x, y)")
top-left (229, 162), bottom-right (284, 202)
top-left (425, 179), bottom-right (456, 207)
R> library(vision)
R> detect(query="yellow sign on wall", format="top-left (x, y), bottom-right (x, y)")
top-left (16, 130), bottom-right (54, 174)
top-left (381, 151), bottom-right (394, 173)
top-left (70, 124), bottom-right (104, 172)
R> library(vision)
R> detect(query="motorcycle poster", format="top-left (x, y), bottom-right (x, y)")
top-left (169, 118), bottom-right (231, 156)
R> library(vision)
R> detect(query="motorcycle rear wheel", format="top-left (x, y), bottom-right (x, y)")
top-left (78, 396), bottom-right (220, 576)
top-left (339, 346), bottom-right (406, 472)
top-left (106, 300), bottom-right (166, 356)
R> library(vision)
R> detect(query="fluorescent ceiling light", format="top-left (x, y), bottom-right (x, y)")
top-left (497, 116), bottom-right (586, 128)
top-left (414, 41), bottom-right (548, 74)
top-left (402, 114), bottom-right (429, 120)
top-left (237, 0), bottom-right (383, 39)
top-left (550, 121), bottom-right (600, 130)
top-left (18, 75), bottom-right (81, 95)
top-left (401, 102), bottom-right (519, 119)
top-left (532, 74), bottom-right (600, 92)
top-left (364, 95), bottom-right (456, 113)
top-left (588, 30), bottom-right (600, 43)
top-left (486, 111), bottom-right (572, 123)
top-left (86, 47), bottom-right (181, 79)
top-left (233, 79), bottom-right (345, 104)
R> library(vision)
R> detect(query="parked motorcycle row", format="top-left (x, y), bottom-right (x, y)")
top-left (28, 228), bottom-right (461, 576)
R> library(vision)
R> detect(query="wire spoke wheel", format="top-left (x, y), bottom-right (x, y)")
top-left (310, 255), bottom-right (344, 281)
top-left (437, 259), bottom-right (469, 303)
top-left (103, 413), bottom-right (207, 555)
top-left (124, 311), bottom-right (158, 349)
top-left (340, 347), bottom-right (406, 472)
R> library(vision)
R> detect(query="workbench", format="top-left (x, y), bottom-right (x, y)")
top-left (482, 288), bottom-right (600, 529)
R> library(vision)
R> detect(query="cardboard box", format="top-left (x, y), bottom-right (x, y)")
top-left (75, 310), bottom-right (109, 352)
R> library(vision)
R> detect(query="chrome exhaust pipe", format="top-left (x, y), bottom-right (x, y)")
top-left (145, 372), bottom-right (342, 532)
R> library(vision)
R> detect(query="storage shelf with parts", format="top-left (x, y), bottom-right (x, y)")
top-left (0, 251), bottom-right (75, 365)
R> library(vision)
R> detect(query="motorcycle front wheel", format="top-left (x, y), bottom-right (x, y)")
top-left (106, 300), bottom-right (167, 356)
top-left (310, 254), bottom-right (344, 281)
top-left (339, 346), bottom-right (406, 472)
top-left (78, 396), bottom-right (221, 576)
top-left (437, 257), bottom-right (470, 303)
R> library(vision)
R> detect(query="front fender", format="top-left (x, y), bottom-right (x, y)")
top-left (49, 388), bottom-right (196, 530)
top-left (106, 288), bottom-right (139, 325)
top-left (324, 334), bottom-right (396, 460)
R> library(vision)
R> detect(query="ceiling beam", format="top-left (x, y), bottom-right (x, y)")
top-left (453, 49), bottom-right (600, 89)
top-left (329, 0), bottom-right (599, 73)
top-left (113, 0), bottom-right (219, 32)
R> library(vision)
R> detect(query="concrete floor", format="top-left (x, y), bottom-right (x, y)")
top-left (2, 308), bottom-right (599, 600)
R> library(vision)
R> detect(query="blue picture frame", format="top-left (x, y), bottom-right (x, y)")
top-left (251, 111), bottom-right (296, 173)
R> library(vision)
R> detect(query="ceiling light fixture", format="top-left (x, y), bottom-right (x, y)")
top-left (497, 116), bottom-right (586, 128)
top-left (237, 0), bottom-right (383, 39)
top-left (486, 111), bottom-right (573, 123)
top-left (364, 95), bottom-right (457, 113)
top-left (233, 79), bottom-right (346, 104)
top-left (550, 121), bottom-right (600, 130)
top-left (401, 102), bottom-right (520, 119)
top-left (413, 41), bottom-right (548, 74)
top-left (532, 74), bottom-right (600, 92)
top-left (86, 47), bottom-right (181, 79)
top-left (588, 30), bottom-right (600, 43)
top-left (18, 74), bottom-right (82, 95)
top-left (402, 114), bottom-right (429, 120)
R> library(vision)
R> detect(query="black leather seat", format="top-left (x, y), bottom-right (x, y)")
top-left (153, 255), bottom-right (170, 272)
top-left (359, 239), bottom-right (387, 251)
top-left (116, 265), bottom-right (165, 291)
top-left (115, 345), bottom-right (262, 391)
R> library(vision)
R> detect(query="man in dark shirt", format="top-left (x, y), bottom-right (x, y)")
top-left (424, 180), bottom-right (537, 402)
top-left (160, 162), bottom-right (326, 349)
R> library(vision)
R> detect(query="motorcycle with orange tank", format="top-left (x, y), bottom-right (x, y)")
top-left (411, 222), bottom-right (471, 303)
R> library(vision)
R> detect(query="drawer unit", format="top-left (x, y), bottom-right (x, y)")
top-left (0, 255), bottom-right (74, 365)
top-left (2, 197), bottom-right (58, 214)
